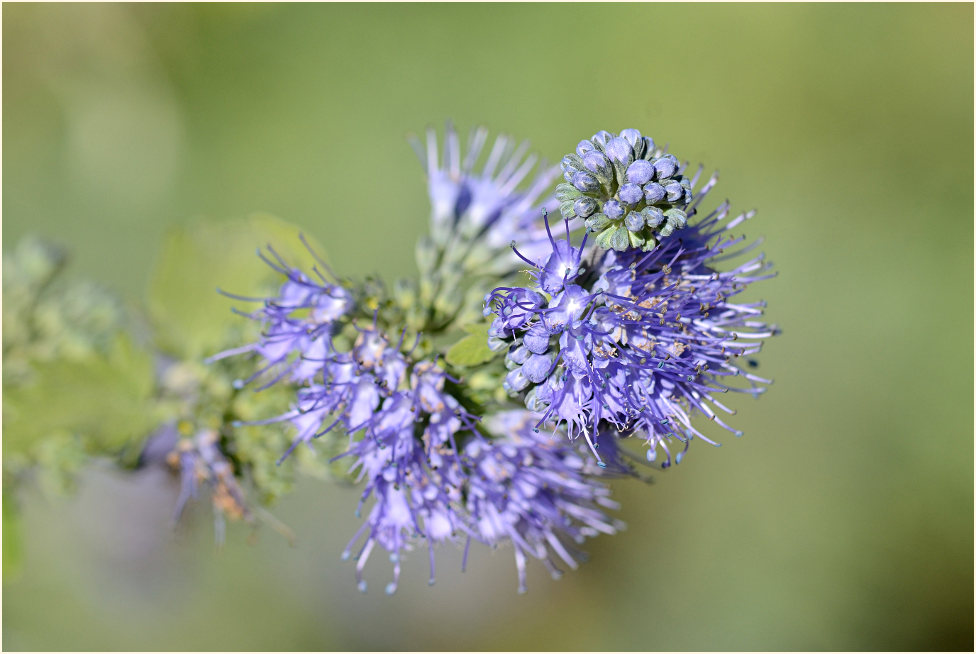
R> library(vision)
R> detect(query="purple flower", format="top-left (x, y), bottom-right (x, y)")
top-left (214, 241), bottom-right (492, 591)
top-left (285, 349), bottom-right (481, 590)
top-left (341, 417), bottom-right (467, 594)
top-left (462, 411), bottom-right (622, 593)
top-left (488, 168), bottom-right (777, 468)
top-left (410, 123), bottom-right (559, 270)
top-left (211, 243), bottom-right (353, 389)
top-left (142, 424), bottom-right (252, 544)
top-left (213, 123), bottom-right (777, 594)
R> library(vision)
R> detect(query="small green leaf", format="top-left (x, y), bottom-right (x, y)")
top-left (445, 321), bottom-right (496, 368)
top-left (147, 214), bottom-right (328, 359)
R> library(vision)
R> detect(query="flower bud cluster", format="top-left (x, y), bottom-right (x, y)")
top-left (557, 128), bottom-right (691, 252)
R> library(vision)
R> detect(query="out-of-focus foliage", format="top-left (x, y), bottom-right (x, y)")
top-left (2, 493), bottom-right (24, 578)
top-left (148, 215), bottom-right (334, 502)
top-left (2, 238), bottom-right (153, 475)
top-left (2, 237), bottom-right (154, 576)
top-left (146, 216), bottom-right (335, 502)
top-left (1, 216), bottom-right (333, 575)
top-left (3, 336), bottom-right (156, 459)
top-left (3, 237), bottom-right (127, 382)
top-left (2, 3), bottom-right (971, 652)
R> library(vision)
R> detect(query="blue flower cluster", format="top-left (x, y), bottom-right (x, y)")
top-left (411, 122), bottom-right (559, 276)
top-left (223, 125), bottom-right (776, 593)
top-left (223, 258), bottom-right (622, 592)
top-left (488, 156), bottom-right (777, 468)
top-left (463, 412), bottom-right (623, 593)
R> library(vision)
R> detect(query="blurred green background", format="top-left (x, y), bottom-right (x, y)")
top-left (3, 3), bottom-right (972, 651)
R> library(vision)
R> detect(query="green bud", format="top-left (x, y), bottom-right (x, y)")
top-left (419, 276), bottom-right (437, 306)
top-left (664, 208), bottom-right (687, 230)
top-left (559, 200), bottom-right (577, 220)
top-left (6, 236), bottom-right (66, 290)
top-left (433, 287), bottom-right (463, 318)
top-left (585, 213), bottom-right (611, 231)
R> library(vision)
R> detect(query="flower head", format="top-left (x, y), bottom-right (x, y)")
top-left (462, 411), bottom-right (622, 593)
top-left (141, 423), bottom-right (252, 543)
top-left (216, 241), bottom-right (489, 591)
top-left (411, 123), bottom-right (559, 272)
top-left (487, 129), bottom-right (777, 467)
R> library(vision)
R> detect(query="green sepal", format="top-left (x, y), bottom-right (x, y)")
top-left (664, 208), bottom-right (688, 230)
top-left (594, 225), bottom-right (617, 250)
top-left (631, 137), bottom-right (649, 160)
top-left (609, 225), bottom-right (632, 251)
top-left (555, 183), bottom-right (582, 202)
top-left (561, 153), bottom-right (583, 171)
top-left (611, 160), bottom-right (630, 190)
top-left (559, 200), bottom-right (577, 220)
top-left (593, 166), bottom-right (615, 192)
top-left (585, 213), bottom-right (611, 231)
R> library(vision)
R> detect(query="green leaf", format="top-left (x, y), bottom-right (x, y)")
top-left (2, 334), bottom-right (157, 459)
top-left (147, 214), bottom-right (329, 359)
top-left (445, 321), bottom-right (496, 368)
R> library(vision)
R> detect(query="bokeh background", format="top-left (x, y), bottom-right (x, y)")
top-left (3, 3), bottom-right (973, 651)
